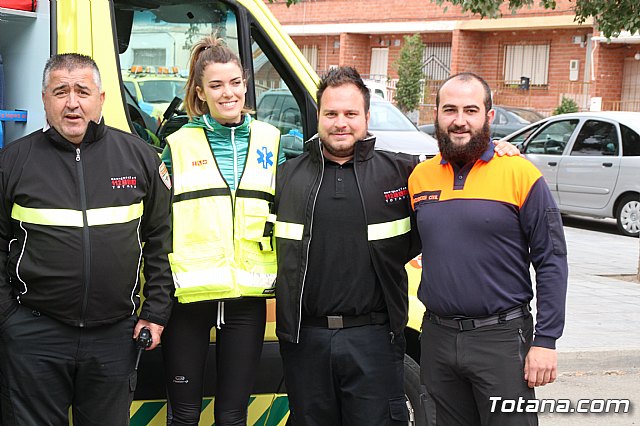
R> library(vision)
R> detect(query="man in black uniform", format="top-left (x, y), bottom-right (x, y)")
top-left (274, 67), bottom-right (421, 425)
top-left (0, 53), bottom-right (173, 425)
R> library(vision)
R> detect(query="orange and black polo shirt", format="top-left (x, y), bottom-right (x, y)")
top-left (408, 145), bottom-right (568, 349)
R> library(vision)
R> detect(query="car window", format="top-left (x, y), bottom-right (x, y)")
top-left (506, 124), bottom-right (541, 147)
top-left (123, 81), bottom-right (136, 99)
top-left (116, 0), bottom-right (240, 140)
top-left (138, 80), bottom-right (185, 104)
top-left (494, 110), bottom-right (507, 125)
top-left (523, 119), bottom-right (578, 155)
top-left (257, 92), bottom-right (277, 119)
top-left (255, 89), bottom-right (303, 158)
top-left (505, 110), bottom-right (529, 124)
top-left (509, 109), bottom-right (543, 124)
top-left (570, 120), bottom-right (619, 156)
top-left (621, 124), bottom-right (640, 156)
top-left (368, 101), bottom-right (416, 131)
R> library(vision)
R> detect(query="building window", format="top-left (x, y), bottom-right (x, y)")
top-left (503, 44), bottom-right (549, 86)
top-left (301, 45), bottom-right (318, 71)
top-left (369, 48), bottom-right (389, 81)
top-left (422, 43), bottom-right (451, 81)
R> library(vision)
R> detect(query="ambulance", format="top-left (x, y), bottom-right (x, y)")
top-left (0, 1), bottom-right (427, 424)
top-left (122, 65), bottom-right (187, 125)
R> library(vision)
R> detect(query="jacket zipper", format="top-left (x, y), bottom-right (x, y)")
top-left (231, 127), bottom-right (238, 190)
top-left (295, 139), bottom-right (325, 343)
top-left (76, 147), bottom-right (91, 327)
top-left (230, 127), bottom-right (237, 239)
top-left (203, 122), bottom-right (238, 242)
top-left (351, 140), bottom-right (394, 343)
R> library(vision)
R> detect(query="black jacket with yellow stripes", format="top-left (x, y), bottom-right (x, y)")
top-left (0, 120), bottom-right (173, 327)
top-left (274, 134), bottom-right (421, 343)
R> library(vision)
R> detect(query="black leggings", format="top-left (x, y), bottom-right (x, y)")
top-left (162, 298), bottom-right (266, 426)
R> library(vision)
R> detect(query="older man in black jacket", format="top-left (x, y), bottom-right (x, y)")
top-left (0, 53), bottom-right (173, 425)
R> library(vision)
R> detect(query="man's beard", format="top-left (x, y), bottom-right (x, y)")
top-left (322, 140), bottom-right (355, 159)
top-left (436, 119), bottom-right (491, 165)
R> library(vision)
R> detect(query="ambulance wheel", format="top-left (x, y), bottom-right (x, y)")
top-left (404, 354), bottom-right (430, 426)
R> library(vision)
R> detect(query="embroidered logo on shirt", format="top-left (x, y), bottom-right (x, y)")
top-left (111, 176), bottom-right (137, 189)
top-left (191, 159), bottom-right (208, 166)
top-left (413, 190), bottom-right (441, 206)
top-left (159, 163), bottom-right (172, 190)
top-left (384, 186), bottom-right (409, 204)
top-left (257, 147), bottom-right (274, 169)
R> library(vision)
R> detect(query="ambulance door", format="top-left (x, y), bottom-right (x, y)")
top-left (111, 0), bottom-right (318, 152)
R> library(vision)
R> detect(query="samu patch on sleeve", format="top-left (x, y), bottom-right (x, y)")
top-left (159, 163), bottom-right (172, 190)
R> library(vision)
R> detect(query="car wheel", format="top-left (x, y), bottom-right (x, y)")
top-left (616, 194), bottom-right (640, 237)
top-left (404, 354), bottom-right (432, 426)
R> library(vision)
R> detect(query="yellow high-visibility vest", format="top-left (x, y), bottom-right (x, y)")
top-left (167, 121), bottom-right (280, 303)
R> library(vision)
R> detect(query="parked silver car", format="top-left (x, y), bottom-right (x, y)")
top-left (368, 95), bottom-right (439, 156)
top-left (502, 111), bottom-right (640, 237)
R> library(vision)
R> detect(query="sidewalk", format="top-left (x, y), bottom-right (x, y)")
top-left (555, 223), bottom-right (640, 361)
top-left (538, 222), bottom-right (640, 425)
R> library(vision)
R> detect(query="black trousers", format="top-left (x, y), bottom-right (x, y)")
top-left (162, 298), bottom-right (266, 426)
top-left (0, 305), bottom-right (137, 426)
top-left (280, 324), bottom-right (408, 426)
top-left (420, 313), bottom-right (538, 426)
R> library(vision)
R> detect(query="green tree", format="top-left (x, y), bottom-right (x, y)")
top-left (429, 0), bottom-right (638, 39)
top-left (273, 0), bottom-right (639, 39)
top-left (552, 96), bottom-right (580, 115)
top-left (394, 34), bottom-right (425, 114)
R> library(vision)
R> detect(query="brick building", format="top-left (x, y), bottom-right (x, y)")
top-left (266, 0), bottom-right (640, 119)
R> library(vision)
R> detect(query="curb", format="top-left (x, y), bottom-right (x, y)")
top-left (558, 349), bottom-right (640, 373)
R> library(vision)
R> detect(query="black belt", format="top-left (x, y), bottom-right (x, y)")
top-left (302, 312), bottom-right (388, 329)
top-left (426, 304), bottom-right (530, 332)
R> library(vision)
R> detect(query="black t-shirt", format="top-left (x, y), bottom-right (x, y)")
top-left (302, 159), bottom-right (385, 317)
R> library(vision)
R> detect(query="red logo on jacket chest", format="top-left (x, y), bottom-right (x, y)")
top-left (384, 187), bottom-right (409, 204)
top-left (111, 176), bottom-right (137, 189)
top-left (192, 159), bottom-right (208, 166)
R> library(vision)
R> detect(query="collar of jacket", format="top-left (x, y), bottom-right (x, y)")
top-left (44, 118), bottom-right (106, 151)
top-left (306, 132), bottom-right (377, 163)
top-left (185, 113), bottom-right (251, 137)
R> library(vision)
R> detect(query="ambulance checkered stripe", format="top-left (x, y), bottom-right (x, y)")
top-left (130, 395), bottom-right (290, 425)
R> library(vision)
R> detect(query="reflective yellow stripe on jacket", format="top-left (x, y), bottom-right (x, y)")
top-left (167, 121), bottom-right (280, 303)
top-left (11, 202), bottom-right (144, 226)
top-left (274, 216), bottom-right (411, 241)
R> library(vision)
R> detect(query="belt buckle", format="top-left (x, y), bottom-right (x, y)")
top-left (327, 315), bottom-right (344, 329)
top-left (458, 318), bottom-right (475, 331)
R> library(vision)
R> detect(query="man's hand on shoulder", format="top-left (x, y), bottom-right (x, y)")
top-left (133, 319), bottom-right (165, 351)
top-left (492, 139), bottom-right (521, 157)
top-left (524, 346), bottom-right (557, 388)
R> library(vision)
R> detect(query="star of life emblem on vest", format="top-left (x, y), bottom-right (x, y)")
top-left (256, 146), bottom-right (274, 169)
